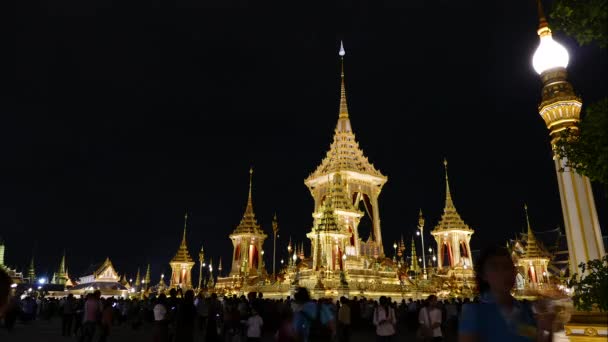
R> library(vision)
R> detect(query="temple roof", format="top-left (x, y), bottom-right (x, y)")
top-left (523, 205), bottom-right (548, 259)
top-left (232, 169), bottom-right (266, 236)
top-left (306, 44), bottom-right (386, 183)
top-left (171, 214), bottom-right (194, 264)
top-left (433, 159), bottom-right (473, 233)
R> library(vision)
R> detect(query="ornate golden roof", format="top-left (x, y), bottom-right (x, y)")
top-left (306, 51), bottom-right (386, 182)
top-left (232, 169), bottom-right (265, 236)
top-left (433, 159), bottom-right (473, 233)
top-left (171, 213), bottom-right (194, 264)
top-left (523, 205), bottom-right (547, 259)
top-left (314, 197), bottom-right (341, 232)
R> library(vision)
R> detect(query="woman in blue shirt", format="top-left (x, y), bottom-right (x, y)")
top-left (459, 246), bottom-right (554, 342)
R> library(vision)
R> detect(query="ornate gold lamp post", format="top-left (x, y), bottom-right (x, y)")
top-left (417, 210), bottom-right (427, 279)
top-left (272, 214), bottom-right (278, 278)
top-left (198, 245), bottom-right (205, 290)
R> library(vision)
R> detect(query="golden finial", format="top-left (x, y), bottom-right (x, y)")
top-left (272, 212), bottom-right (279, 234)
top-left (418, 209), bottom-right (425, 228)
top-left (443, 158), bottom-right (455, 209)
top-left (181, 212), bottom-right (188, 246)
top-left (536, 0), bottom-right (548, 30)
top-left (524, 203), bottom-right (532, 234)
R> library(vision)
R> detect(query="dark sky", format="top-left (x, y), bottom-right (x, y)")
top-left (5, 1), bottom-right (607, 282)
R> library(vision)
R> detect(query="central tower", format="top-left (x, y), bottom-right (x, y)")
top-left (305, 41), bottom-right (388, 258)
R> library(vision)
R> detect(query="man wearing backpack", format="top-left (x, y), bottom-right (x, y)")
top-left (292, 287), bottom-right (335, 342)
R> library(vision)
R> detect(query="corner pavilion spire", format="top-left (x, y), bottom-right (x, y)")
top-left (233, 168), bottom-right (264, 235)
top-left (172, 212), bottom-right (194, 264)
top-left (523, 204), bottom-right (543, 258)
top-left (169, 212), bottom-right (195, 289)
top-left (431, 159), bottom-right (475, 271)
top-left (435, 159), bottom-right (469, 230)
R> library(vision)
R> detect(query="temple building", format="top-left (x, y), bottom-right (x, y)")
top-left (227, 169), bottom-right (267, 278)
top-left (431, 160), bottom-right (474, 278)
top-left (65, 257), bottom-right (127, 297)
top-left (509, 205), bottom-right (552, 290)
top-left (304, 41), bottom-right (388, 259)
top-left (169, 213), bottom-right (195, 289)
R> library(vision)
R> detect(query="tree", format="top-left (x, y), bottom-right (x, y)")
top-left (550, 0), bottom-right (608, 48)
top-left (567, 255), bottom-right (608, 312)
top-left (554, 99), bottom-right (608, 186)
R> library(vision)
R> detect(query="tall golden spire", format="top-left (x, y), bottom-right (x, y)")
top-left (338, 40), bottom-right (349, 120)
top-left (232, 168), bottom-right (264, 235)
top-left (171, 213), bottom-right (194, 263)
top-left (443, 158), bottom-right (455, 210)
top-left (523, 204), bottom-right (543, 258)
top-left (336, 40), bottom-right (353, 134)
top-left (433, 159), bottom-right (473, 233)
top-left (181, 212), bottom-right (188, 247)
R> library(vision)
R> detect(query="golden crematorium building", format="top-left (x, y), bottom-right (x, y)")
top-left (213, 42), bottom-right (471, 299)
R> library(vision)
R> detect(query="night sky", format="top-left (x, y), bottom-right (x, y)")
top-left (6, 1), bottom-right (607, 282)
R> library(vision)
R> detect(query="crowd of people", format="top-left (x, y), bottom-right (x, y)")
top-left (0, 245), bottom-right (557, 342)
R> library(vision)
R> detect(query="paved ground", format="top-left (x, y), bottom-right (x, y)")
top-left (0, 318), bottom-right (441, 342)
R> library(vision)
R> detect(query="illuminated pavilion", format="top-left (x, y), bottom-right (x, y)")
top-left (169, 214), bottom-right (195, 289)
top-left (431, 160), bottom-right (474, 279)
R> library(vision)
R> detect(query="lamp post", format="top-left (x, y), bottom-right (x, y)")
top-left (198, 245), bottom-right (205, 290)
top-left (418, 210), bottom-right (427, 279)
top-left (393, 242), bottom-right (397, 262)
top-left (272, 214), bottom-right (278, 278)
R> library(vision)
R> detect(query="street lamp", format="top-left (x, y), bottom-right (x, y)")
top-left (393, 242), bottom-right (397, 262)
top-left (418, 209), bottom-right (427, 279)
top-left (272, 214), bottom-right (279, 278)
top-left (198, 245), bottom-right (205, 290)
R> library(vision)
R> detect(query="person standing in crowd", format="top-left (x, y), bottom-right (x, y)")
top-left (444, 298), bottom-right (459, 338)
top-left (195, 292), bottom-right (208, 332)
top-left (80, 290), bottom-right (102, 342)
top-left (99, 298), bottom-right (114, 342)
top-left (373, 296), bottom-right (396, 341)
top-left (337, 296), bottom-right (351, 342)
top-left (153, 294), bottom-right (169, 342)
top-left (206, 293), bottom-right (222, 342)
top-left (175, 289), bottom-right (196, 342)
top-left (418, 295), bottom-right (442, 342)
top-left (244, 307), bottom-right (264, 342)
top-left (62, 293), bottom-right (76, 336)
top-left (292, 287), bottom-right (334, 342)
top-left (459, 246), bottom-right (555, 342)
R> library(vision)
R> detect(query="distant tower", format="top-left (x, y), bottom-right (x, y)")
top-left (304, 41), bottom-right (388, 257)
top-left (531, 1), bottom-right (605, 275)
top-left (135, 268), bottom-right (141, 287)
top-left (0, 237), bottom-right (5, 267)
top-left (228, 169), bottom-right (267, 277)
top-left (431, 160), bottom-right (474, 271)
top-left (410, 237), bottom-right (420, 273)
top-left (52, 252), bottom-right (69, 285)
top-left (28, 256), bottom-right (36, 283)
top-left (169, 213), bottom-right (195, 289)
top-left (144, 264), bottom-right (151, 290)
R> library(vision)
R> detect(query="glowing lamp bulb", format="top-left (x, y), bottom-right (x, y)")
top-left (532, 30), bottom-right (569, 74)
top-left (416, 231), bottom-right (420, 236)
top-left (339, 41), bottom-right (345, 56)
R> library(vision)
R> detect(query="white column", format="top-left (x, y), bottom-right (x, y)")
top-left (554, 158), bottom-right (605, 275)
